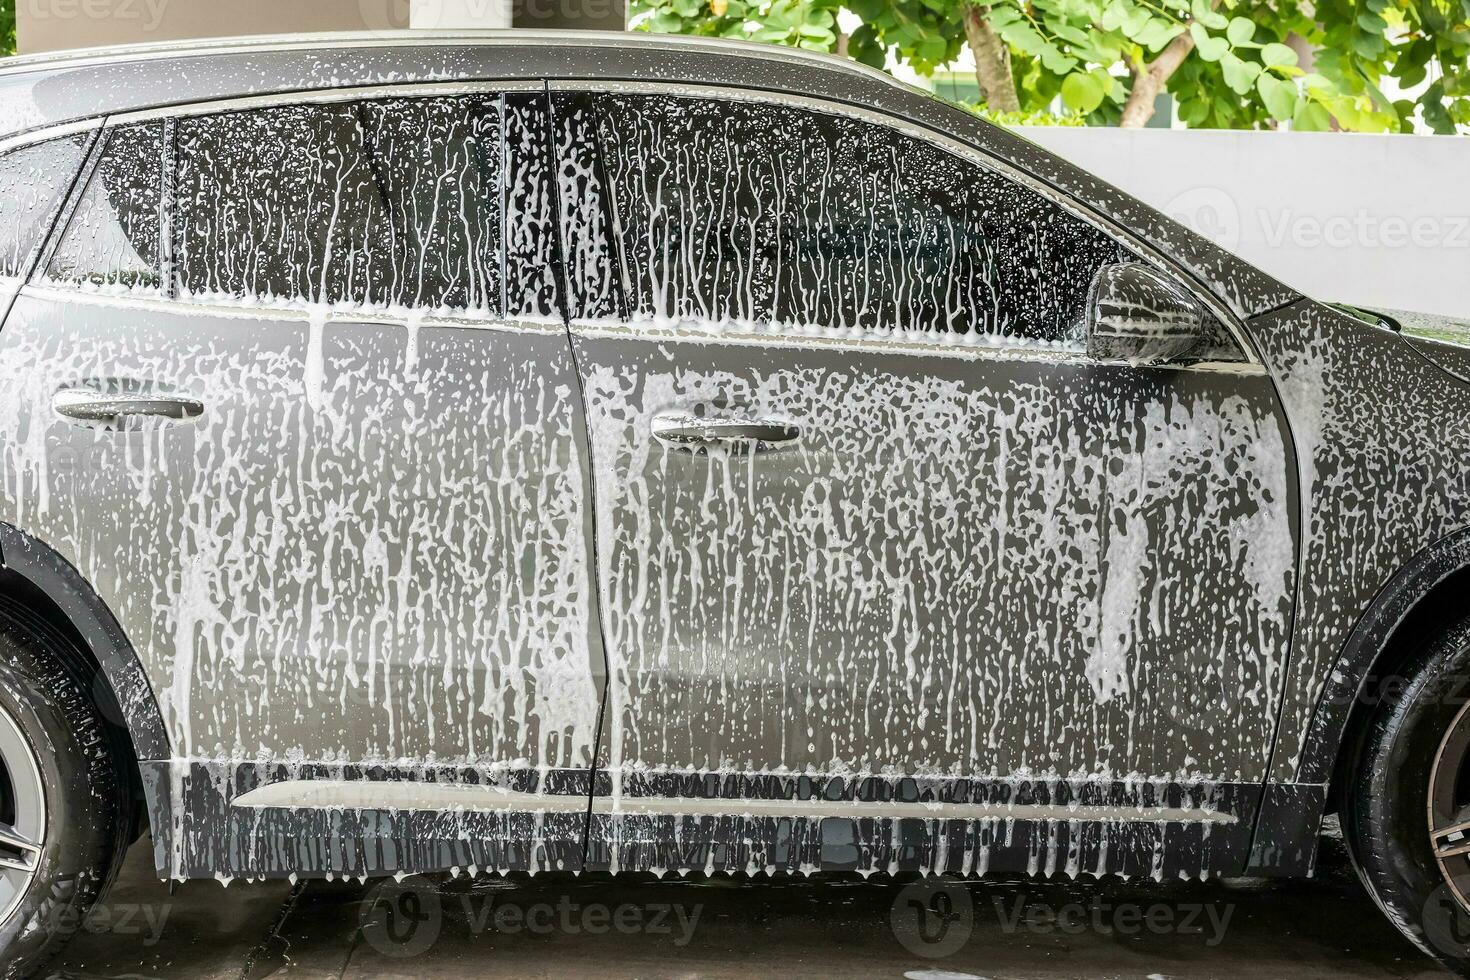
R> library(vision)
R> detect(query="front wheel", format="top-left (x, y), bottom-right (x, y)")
top-left (0, 608), bottom-right (130, 977)
top-left (1345, 616), bottom-right (1470, 974)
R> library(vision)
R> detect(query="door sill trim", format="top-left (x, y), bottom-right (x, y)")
top-left (233, 779), bottom-right (1237, 824)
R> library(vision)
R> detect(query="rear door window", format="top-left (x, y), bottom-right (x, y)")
top-left (45, 92), bottom-right (559, 319)
top-left (172, 104), bottom-right (397, 308)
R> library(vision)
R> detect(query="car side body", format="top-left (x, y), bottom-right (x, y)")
top-left (0, 31), bottom-right (1465, 900)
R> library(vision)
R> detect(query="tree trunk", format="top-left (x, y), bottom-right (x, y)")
top-left (964, 6), bottom-right (1020, 113)
top-left (1119, 28), bottom-right (1196, 127)
top-left (1285, 31), bottom-right (1315, 73)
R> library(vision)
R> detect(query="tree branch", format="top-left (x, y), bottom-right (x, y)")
top-left (1120, 25), bottom-right (1197, 126)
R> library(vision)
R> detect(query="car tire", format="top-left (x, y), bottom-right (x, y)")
top-left (0, 602), bottom-right (130, 978)
top-left (1344, 615), bottom-right (1470, 975)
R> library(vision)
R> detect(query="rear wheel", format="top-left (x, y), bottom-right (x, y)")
top-left (0, 700), bottom-right (47, 930)
top-left (1345, 616), bottom-right (1470, 974)
top-left (0, 607), bottom-right (130, 977)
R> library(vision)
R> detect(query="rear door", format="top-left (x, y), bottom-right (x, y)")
top-left (552, 87), bottom-right (1297, 877)
top-left (0, 88), bottom-right (602, 879)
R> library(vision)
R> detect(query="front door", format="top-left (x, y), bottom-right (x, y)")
top-left (552, 87), bottom-right (1297, 876)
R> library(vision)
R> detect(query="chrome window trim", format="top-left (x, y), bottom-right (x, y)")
top-left (550, 79), bottom-right (1260, 367)
top-left (105, 79), bottom-right (545, 129)
top-left (17, 284), bottom-right (568, 336)
top-left (570, 318), bottom-right (1267, 376)
top-left (0, 119), bottom-right (103, 157)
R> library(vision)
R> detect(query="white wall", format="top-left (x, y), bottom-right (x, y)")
top-left (1021, 127), bottom-right (1470, 319)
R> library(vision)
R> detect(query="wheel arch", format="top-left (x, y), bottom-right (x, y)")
top-left (1305, 526), bottom-right (1470, 800)
top-left (0, 522), bottom-right (170, 816)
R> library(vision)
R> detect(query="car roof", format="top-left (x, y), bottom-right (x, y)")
top-left (0, 30), bottom-right (1297, 320)
top-left (0, 30), bottom-right (921, 139)
top-left (0, 29), bottom-right (883, 80)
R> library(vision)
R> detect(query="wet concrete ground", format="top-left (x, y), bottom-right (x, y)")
top-left (49, 827), bottom-right (1447, 979)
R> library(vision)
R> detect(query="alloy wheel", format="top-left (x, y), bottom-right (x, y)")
top-left (1429, 698), bottom-right (1470, 912)
top-left (0, 702), bottom-right (45, 926)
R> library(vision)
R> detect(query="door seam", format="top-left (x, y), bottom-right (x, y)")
top-left (541, 80), bottom-right (614, 867)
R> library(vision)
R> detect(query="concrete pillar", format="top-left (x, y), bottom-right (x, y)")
top-left (411, 0), bottom-right (625, 30)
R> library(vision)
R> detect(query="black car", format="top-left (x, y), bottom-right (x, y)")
top-left (0, 29), bottom-right (1466, 976)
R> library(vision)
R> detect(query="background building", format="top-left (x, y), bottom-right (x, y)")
top-left (15, 0), bottom-right (624, 54)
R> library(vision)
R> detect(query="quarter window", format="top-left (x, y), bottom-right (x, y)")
top-left (583, 93), bottom-right (1133, 345)
top-left (44, 125), bottom-right (163, 293)
top-left (0, 133), bottom-right (90, 280)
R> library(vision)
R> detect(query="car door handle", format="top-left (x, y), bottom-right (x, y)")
top-left (651, 412), bottom-right (802, 452)
top-left (53, 386), bottom-right (204, 423)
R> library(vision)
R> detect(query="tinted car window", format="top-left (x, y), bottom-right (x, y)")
top-left (356, 97), bottom-right (502, 314)
top-left (501, 93), bottom-right (560, 319)
top-left (0, 133), bottom-right (90, 280)
top-left (45, 124), bottom-right (164, 294)
top-left (173, 104), bottom-right (395, 307)
top-left (587, 93), bottom-right (1132, 344)
top-left (48, 94), bottom-right (558, 318)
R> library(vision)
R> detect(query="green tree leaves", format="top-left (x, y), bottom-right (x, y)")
top-left (1060, 69), bottom-right (1109, 111)
top-left (0, 0), bottom-right (14, 59)
top-left (1257, 72), bottom-right (1299, 119)
top-left (1260, 42), bottom-right (1299, 67)
top-left (630, 0), bottom-right (1470, 133)
top-left (1190, 22), bottom-right (1230, 60)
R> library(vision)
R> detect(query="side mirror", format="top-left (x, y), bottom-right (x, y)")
top-left (1085, 262), bottom-right (1206, 365)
